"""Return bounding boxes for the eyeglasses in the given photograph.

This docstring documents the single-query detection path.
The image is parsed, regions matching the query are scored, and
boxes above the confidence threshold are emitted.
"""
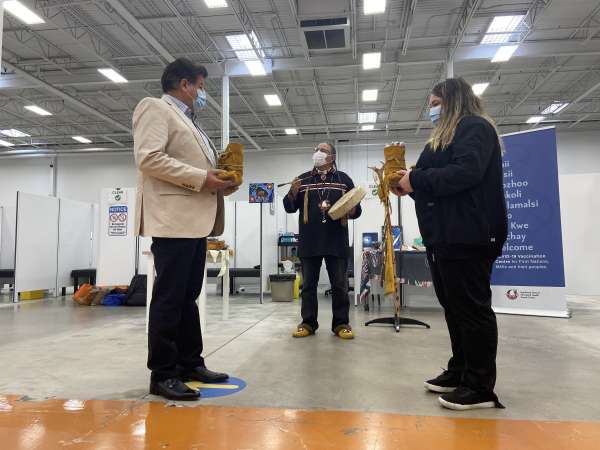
[314,146,331,153]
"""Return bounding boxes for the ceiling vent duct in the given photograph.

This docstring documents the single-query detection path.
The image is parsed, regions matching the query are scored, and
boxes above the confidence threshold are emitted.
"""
[298,0,350,53]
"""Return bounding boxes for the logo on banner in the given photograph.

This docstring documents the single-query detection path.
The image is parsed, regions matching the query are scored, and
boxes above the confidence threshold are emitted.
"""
[506,289,519,301]
[108,205,128,236]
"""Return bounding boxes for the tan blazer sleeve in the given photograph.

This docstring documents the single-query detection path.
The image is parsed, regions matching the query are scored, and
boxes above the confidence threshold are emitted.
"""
[133,98,207,192]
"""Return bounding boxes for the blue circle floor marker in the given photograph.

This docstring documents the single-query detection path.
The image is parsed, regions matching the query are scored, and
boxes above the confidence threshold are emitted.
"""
[185,377,247,398]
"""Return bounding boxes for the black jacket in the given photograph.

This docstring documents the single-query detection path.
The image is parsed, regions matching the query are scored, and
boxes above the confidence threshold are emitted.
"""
[283,168,362,258]
[410,116,507,258]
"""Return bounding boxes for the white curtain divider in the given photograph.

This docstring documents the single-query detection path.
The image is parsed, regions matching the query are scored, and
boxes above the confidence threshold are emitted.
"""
[56,199,94,289]
[92,203,100,268]
[0,206,16,270]
[14,192,60,301]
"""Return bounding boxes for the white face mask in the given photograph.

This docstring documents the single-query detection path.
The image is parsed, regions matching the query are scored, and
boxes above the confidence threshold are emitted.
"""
[429,104,442,125]
[312,150,329,167]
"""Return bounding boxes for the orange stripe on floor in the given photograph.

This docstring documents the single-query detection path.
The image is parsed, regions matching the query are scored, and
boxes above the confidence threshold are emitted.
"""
[1,394,599,449]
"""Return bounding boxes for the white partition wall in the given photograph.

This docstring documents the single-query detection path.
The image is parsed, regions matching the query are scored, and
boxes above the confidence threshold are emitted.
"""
[92,204,100,267]
[235,201,260,270]
[14,192,60,301]
[96,188,137,286]
[0,206,17,270]
[57,199,94,289]
[560,173,600,296]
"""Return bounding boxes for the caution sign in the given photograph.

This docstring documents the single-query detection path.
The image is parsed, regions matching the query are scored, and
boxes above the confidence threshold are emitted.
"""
[108,205,128,236]
[185,377,247,398]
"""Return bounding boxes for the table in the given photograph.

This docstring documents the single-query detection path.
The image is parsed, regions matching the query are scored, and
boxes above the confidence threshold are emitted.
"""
[67,269,97,296]
[144,249,233,334]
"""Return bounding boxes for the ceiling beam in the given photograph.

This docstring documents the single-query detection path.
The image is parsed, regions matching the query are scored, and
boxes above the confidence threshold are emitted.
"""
[448,0,482,63]
[557,76,600,116]
[401,0,419,56]
[104,0,263,150]
[3,61,131,133]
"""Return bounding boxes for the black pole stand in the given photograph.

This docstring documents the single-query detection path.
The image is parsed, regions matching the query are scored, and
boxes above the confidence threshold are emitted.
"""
[365,284,430,332]
[364,193,430,332]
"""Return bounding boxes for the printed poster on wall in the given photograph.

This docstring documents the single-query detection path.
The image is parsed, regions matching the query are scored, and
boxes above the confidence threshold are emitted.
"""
[108,205,128,237]
[491,127,568,318]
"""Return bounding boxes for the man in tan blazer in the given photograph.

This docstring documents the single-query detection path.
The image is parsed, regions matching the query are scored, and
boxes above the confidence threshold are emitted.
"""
[133,58,235,401]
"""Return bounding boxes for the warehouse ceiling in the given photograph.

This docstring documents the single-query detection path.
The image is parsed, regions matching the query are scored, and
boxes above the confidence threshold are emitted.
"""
[0,0,599,156]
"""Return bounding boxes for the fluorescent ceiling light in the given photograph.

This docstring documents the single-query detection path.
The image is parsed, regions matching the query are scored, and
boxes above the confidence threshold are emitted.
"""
[226,34,252,51]
[362,89,378,102]
[285,128,298,135]
[358,112,377,123]
[244,60,266,76]
[481,16,524,44]
[481,33,513,44]
[98,68,128,83]
[364,0,386,15]
[542,102,569,114]
[362,52,381,70]
[72,136,92,144]
[204,0,228,7]
[226,32,264,58]
[491,45,518,63]
[0,140,15,147]
[526,116,545,124]
[25,105,52,116]
[4,1,45,25]
[487,15,525,33]
[361,125,375,131]
[226,32,266,76]
[264,94,282,106]
[472,83,489,96]
[1,129,30,138]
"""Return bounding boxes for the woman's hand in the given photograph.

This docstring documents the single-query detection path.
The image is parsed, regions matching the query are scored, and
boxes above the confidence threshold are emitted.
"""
[390,170,413,196]
[398,169,414,195]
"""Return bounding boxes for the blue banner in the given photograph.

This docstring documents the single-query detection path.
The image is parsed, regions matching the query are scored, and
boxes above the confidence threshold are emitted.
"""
[491,127,565,288]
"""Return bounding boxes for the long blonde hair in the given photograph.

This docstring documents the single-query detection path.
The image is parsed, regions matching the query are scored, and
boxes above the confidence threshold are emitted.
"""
[428,77,501,151]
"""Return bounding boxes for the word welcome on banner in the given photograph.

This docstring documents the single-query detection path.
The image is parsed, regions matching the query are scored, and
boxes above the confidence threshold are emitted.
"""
[491,127,568,318]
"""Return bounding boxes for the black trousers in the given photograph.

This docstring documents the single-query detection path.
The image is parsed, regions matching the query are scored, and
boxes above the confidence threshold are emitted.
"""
[300,256,350,332]
[427,250,498,394]
[148,237,206,382]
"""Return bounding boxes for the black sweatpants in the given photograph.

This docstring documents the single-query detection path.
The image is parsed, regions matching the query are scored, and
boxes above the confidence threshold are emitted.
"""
[427,250,499,394]
[300,256,350,332]
[148,237,207,382]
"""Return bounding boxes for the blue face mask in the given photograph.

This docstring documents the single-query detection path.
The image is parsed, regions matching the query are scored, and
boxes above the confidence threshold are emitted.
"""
[194,89,207,111]
[429,105,442,125]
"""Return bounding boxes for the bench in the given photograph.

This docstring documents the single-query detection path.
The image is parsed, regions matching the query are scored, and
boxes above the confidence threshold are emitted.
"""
[71,269,97,291]
[207,267,261,294]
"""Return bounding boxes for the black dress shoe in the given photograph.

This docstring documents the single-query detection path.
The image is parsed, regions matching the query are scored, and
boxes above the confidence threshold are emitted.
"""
[181,366,229,383]
[150,378,201,401]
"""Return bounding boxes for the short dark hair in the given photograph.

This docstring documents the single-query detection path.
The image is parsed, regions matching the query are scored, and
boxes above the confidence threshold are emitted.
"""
[161,58,208,93]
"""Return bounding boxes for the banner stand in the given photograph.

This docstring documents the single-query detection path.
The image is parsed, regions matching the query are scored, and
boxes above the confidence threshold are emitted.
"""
[492,127,568,318]
[492,307,570,319]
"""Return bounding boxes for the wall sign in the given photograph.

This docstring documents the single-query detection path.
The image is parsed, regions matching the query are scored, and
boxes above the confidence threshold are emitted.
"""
[108,188,127,204]
[108,205,128,237]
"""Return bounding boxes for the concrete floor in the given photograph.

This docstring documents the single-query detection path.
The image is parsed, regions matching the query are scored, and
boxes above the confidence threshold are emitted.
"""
[0,292,599,423]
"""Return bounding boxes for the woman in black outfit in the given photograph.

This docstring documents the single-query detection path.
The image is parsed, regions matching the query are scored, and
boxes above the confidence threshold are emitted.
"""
[392,78,508,410]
